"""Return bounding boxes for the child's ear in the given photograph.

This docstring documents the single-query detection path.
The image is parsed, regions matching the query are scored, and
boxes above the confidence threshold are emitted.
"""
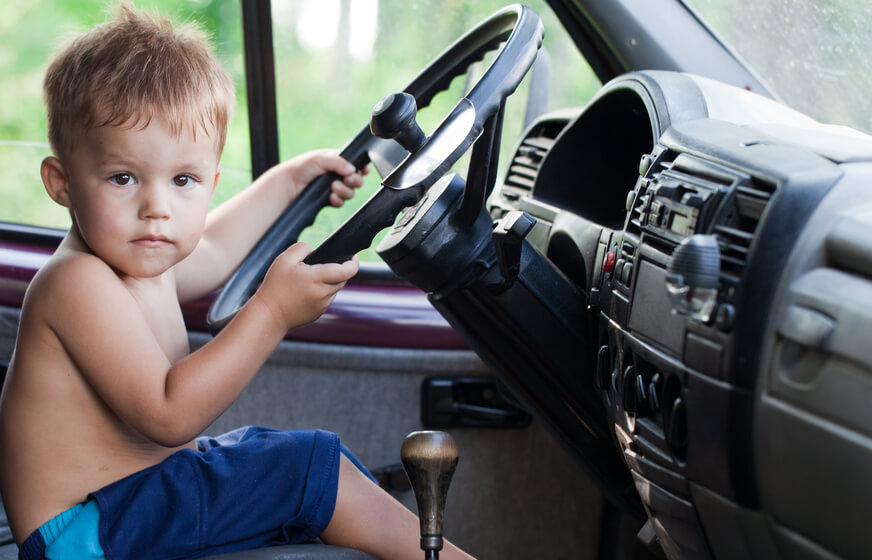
[211,166,221,194]
[41,157,72,208]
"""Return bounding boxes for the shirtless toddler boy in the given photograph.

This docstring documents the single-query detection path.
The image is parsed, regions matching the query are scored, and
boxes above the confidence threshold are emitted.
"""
[0,4,473,559]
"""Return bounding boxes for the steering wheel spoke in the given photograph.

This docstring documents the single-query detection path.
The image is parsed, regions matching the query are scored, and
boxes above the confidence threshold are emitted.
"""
[303,186,425,266]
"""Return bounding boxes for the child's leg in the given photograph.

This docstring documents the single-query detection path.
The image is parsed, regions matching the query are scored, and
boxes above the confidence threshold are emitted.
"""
[320,454,476,560]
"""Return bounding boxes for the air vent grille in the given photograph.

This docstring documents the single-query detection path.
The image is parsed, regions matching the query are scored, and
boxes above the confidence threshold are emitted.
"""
[714,180,775,286]
[491,117,570,219]
[502,136,555,201]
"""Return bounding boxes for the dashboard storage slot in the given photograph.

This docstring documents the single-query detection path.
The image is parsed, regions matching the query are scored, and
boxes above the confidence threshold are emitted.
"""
[825,207,872,278]
[770,268,872,435]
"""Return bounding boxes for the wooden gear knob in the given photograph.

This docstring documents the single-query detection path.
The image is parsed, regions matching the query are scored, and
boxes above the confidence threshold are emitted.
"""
[401,430,459,556]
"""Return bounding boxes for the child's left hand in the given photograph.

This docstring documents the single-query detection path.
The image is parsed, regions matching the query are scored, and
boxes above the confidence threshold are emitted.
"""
[283,149,369,207]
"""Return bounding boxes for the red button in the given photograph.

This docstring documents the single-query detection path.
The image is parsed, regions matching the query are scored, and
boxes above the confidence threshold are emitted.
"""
[603,251,616,274]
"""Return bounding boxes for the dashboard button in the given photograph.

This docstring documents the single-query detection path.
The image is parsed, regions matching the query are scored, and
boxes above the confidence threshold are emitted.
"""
[603,251,616,274]
[621,262,634,285]
[615,258,626,282]
[639,154,653,176]
[626,189,637,211]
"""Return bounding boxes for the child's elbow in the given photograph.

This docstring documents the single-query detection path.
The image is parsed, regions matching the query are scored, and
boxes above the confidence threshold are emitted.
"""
[140,415,200,448]
[152,430,197,449]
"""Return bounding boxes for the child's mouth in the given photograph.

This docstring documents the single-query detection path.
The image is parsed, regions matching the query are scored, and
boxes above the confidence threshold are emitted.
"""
[134,235,171,247]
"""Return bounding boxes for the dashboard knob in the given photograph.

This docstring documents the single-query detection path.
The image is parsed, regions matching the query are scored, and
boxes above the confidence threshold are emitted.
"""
[666,396,688,451]
[648,373,662,413]
[634,373,650,417]
[666,234,720,323]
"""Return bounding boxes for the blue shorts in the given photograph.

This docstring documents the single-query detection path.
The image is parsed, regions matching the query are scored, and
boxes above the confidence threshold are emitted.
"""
[19,426,372,559]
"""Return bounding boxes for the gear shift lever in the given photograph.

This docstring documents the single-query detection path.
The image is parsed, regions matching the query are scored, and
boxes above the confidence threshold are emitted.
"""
[401,430,459,560]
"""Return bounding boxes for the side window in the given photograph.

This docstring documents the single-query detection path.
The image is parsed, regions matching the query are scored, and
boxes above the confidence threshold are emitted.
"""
[0,0,248,229]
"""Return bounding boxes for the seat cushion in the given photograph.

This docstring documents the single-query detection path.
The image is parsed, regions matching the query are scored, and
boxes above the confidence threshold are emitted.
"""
[0,543,378,559]
[0,543,16,560]
[203,544,378,559]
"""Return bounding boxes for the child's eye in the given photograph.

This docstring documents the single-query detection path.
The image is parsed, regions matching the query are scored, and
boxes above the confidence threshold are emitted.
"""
[173,175,195,187]
[109,173,135,186]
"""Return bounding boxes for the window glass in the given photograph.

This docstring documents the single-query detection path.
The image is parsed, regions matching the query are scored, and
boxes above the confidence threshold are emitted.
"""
[685,0,872,134]
[0,0,248,229]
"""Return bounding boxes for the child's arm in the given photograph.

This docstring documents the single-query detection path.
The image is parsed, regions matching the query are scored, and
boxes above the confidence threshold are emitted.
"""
[175,149,365,302]
[44,243,357,447]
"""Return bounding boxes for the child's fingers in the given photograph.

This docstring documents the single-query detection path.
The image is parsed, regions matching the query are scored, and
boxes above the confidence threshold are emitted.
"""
[315,255,360,284]
[289,150,353,186]
[313,151,355,176]
[329,181,356,206]
[283,241,313,263]
[342,170,365,188]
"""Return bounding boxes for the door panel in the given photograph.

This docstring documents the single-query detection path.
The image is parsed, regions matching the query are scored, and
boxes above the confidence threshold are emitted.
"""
[198,332,606,558]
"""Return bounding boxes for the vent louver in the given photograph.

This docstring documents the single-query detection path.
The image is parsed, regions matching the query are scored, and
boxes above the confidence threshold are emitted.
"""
[501,135,555,203]
[506,135,553,183]
[498,117,568,207]
[714,181,775,287]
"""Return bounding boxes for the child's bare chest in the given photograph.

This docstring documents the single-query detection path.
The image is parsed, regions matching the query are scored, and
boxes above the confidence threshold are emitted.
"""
[129,280,190,363]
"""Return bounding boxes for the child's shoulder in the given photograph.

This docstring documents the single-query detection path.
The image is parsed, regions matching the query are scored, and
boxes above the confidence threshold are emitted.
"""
[32,247,117,291]
[25,247,130,320]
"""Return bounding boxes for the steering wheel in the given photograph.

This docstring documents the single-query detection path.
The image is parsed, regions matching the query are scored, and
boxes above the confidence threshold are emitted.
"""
[207,4,544,332]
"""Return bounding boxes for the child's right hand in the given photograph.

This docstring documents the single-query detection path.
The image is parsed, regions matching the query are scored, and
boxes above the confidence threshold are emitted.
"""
[254,242,359,330]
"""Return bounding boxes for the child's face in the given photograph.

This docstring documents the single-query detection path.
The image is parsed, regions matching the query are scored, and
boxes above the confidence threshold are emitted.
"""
[52,117,220,279]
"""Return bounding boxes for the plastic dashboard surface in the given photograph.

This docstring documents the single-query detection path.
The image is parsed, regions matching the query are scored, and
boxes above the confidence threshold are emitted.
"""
[489,70,872,560]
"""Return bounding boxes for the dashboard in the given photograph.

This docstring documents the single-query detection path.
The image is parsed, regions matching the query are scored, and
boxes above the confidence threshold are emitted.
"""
[483,71,872,559]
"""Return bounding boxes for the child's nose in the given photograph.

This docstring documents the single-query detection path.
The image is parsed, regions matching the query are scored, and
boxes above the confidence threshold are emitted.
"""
[140,184,171,220]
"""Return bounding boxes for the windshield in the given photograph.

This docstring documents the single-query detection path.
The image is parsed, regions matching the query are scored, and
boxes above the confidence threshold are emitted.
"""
[685,0,872,134]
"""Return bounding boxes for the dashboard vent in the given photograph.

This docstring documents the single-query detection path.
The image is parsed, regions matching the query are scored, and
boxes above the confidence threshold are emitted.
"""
[499,119,567,206]
[505,136,554,193]
[713,180,776,287]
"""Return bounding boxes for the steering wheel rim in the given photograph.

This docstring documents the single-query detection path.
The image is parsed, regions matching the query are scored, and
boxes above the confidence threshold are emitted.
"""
[207,4,543,333]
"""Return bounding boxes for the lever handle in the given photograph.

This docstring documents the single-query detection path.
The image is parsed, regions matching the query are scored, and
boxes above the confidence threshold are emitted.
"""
[370,92,427,153]
[401,430,459,559]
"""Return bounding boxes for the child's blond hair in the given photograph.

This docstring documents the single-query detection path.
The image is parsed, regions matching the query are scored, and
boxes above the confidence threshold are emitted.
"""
[43,2,235,159]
